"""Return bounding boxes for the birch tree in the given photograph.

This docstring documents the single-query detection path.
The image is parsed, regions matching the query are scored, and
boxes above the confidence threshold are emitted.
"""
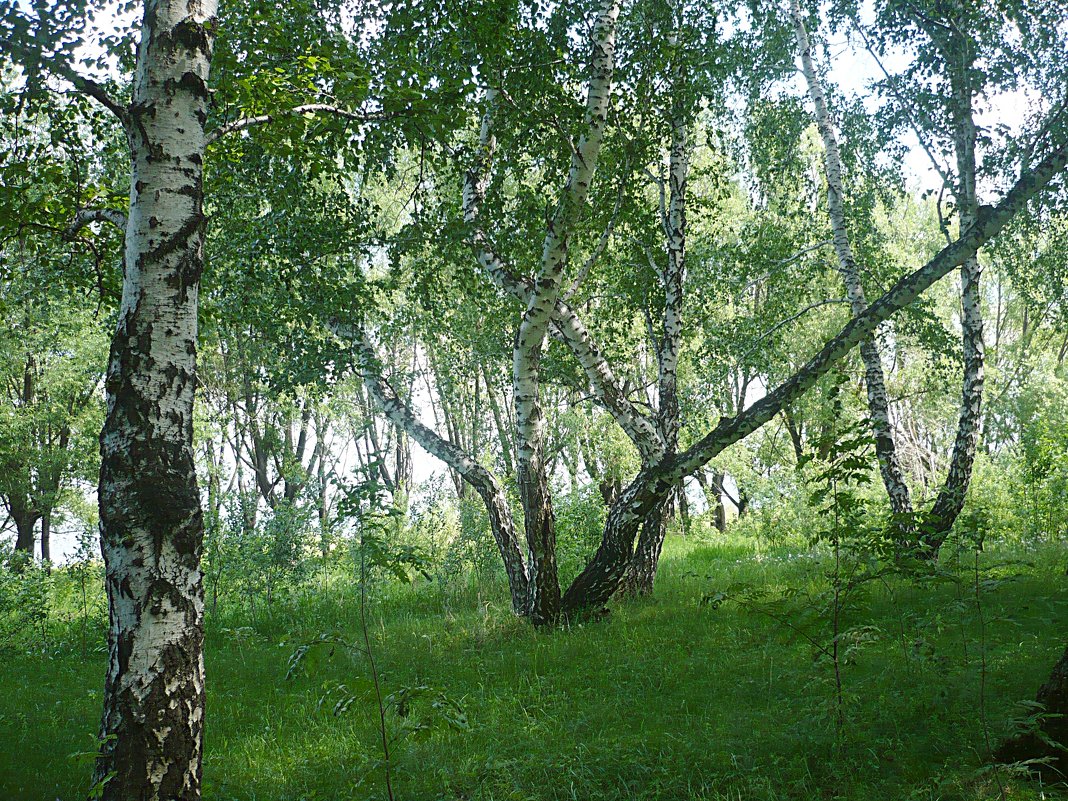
[853,0,1068,552]
[336,0,1067,621]
[2,0,220,794]
[790,0,915,528]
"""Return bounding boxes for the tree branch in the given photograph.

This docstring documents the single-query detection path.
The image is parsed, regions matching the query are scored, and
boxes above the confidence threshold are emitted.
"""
[207,104,407,144]
[65,208,128,239]
[0,37,129,125]
[675,138,1068,478]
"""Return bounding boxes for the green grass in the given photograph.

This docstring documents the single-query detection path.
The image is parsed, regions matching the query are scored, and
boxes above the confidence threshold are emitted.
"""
[2,534,1067,800]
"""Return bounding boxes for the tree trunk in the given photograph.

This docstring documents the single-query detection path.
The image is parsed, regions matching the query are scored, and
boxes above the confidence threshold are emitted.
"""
[39,510,51,564]
[924,61,983,552]
[621,59,691,591]
[791,0,914,528]
[510,0,618,625]
[995,644,1068,778]
[346,327,530,614]
[94,2,216,799]
[558,142,1067,616]
[617,495,670,596]
[12,507,37,556]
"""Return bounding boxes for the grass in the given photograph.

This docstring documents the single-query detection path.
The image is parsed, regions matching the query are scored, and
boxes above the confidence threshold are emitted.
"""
[2,533,1066,800]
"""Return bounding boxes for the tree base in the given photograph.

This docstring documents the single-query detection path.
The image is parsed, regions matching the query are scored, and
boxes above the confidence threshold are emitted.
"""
[995,645,1068,782]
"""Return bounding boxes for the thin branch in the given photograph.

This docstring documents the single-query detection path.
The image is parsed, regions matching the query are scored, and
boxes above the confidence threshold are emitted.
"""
[738,239,834,298]
[848,15,952,187]
[207,104,407,144]
[742,299,851,360]
[0,37,129,125]
[563,173,625,301]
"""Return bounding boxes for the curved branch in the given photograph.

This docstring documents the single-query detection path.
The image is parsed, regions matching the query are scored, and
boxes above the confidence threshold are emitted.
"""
[330,321,530,614]
[65,208,128,239]
[0,37,129,125]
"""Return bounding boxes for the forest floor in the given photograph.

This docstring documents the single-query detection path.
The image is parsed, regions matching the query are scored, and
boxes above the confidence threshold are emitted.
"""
[3,534,1067,801]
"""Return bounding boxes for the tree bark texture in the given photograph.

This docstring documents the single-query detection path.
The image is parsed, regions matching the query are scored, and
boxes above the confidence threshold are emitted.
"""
[94,2,217,798]
[924,52,984,553]
[510,0,619,625]
[620,82,692,595]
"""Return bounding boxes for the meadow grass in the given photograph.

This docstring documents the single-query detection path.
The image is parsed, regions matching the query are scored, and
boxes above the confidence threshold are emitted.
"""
[2,533,1066,800]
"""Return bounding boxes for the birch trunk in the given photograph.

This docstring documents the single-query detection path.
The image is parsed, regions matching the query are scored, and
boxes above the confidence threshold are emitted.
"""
[560,141,1067,616]
[924,61,984,553]
[463,73,662,467]
[513,0,619,625]
[346,328,530,614]
[94,1,216,798]
[791,0,914,526]
[620,91,691,595]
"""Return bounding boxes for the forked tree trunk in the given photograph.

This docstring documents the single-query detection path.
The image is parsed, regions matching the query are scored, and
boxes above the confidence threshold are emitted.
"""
[560,141,1067,616]
[94,2,217,799]
[512,0,619,625]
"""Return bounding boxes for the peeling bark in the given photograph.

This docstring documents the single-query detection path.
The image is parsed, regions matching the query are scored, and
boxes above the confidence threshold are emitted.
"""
[93,2,217,799]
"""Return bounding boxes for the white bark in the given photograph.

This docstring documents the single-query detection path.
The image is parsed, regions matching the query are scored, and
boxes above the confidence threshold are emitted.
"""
[508,0,620,624]
[620,85,693,596]
[339,324,530,614]
[462,86,663,462]
[790,0,914,524]
[562,140,1068,615]
[94,2,217,799]
[926,49,985,548]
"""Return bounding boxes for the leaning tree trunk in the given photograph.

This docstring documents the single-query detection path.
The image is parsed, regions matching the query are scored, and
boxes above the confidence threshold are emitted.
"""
[995,644,1068,778]
[791,0,914,528]
[559,141,1068,617]
[346,327,530,614]
[94,2,217,799]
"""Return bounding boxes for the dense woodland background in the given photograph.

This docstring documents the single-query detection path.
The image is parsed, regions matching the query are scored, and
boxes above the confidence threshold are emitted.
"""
[1,0,1068,798]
